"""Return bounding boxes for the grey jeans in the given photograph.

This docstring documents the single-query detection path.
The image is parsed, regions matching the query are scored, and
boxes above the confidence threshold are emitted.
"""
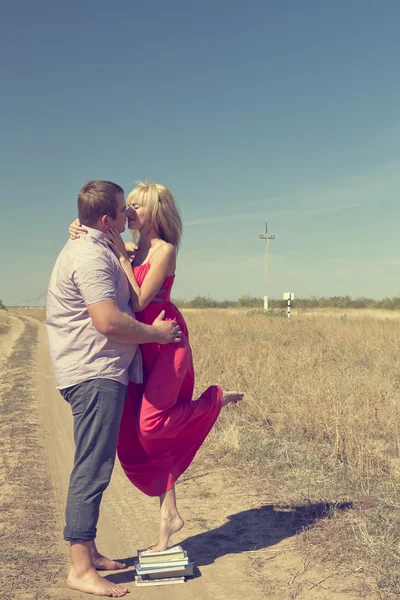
[60,378,126,543]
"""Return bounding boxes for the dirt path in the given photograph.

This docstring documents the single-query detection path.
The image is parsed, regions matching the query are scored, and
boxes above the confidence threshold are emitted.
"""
[32,320,377,600]
[37,321,258,600]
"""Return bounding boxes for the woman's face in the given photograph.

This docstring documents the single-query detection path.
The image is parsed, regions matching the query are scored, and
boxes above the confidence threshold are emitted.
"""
[127,202,147,231]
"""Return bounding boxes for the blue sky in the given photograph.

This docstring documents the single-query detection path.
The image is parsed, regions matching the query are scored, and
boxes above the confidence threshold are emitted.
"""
[1,0,400,305]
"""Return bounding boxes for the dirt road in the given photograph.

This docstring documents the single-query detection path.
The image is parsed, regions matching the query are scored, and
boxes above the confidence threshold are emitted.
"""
[37,320,269,600]
[2,313,378,600]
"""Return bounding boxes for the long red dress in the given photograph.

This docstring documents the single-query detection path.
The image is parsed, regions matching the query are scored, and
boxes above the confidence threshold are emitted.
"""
[117,262,222,497]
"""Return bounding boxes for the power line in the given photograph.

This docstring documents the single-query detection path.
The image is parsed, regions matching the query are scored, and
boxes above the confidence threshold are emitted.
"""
[13,292,47,308]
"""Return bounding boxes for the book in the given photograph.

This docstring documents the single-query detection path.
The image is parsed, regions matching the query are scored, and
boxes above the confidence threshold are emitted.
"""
[138,545,187,564]
[135,558,189,569]
[143,567,194,580]
[134,560,194,578]
[135,575,185,587]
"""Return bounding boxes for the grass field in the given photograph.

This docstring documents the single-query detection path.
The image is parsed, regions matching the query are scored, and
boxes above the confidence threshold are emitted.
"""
[186,309,400,598]
[8,306,400,598]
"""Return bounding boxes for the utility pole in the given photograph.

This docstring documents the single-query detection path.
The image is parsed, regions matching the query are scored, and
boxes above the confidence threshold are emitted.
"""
[259,223,275,312]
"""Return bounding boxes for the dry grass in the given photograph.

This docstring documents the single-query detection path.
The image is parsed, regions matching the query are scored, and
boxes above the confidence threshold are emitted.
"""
[0,318,63,599]
[8,306,400,597]
[10,308,47,322]
[185,310,400,599]
[0,311,11,336]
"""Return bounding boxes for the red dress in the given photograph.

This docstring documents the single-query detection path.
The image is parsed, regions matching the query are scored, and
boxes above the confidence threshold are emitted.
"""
[117,262,222,496]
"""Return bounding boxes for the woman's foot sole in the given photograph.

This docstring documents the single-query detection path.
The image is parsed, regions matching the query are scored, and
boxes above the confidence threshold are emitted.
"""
[222,391,244,408]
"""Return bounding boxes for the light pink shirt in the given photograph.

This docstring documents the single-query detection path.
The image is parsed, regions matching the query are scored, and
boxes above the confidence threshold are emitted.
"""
[46,227,142,389]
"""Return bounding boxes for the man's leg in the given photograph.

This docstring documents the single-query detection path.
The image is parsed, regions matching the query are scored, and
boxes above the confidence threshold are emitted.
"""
[61,378,128,597]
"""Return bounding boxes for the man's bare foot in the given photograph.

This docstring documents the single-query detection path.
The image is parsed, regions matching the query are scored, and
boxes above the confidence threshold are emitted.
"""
[222,391,244,408]
[66,567,129,597]
[90,542,126,571]
[148,513,184,552]
[92,555,126,571]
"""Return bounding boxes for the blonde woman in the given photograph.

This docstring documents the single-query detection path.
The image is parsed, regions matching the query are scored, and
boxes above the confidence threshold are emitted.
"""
[69,182,243,551]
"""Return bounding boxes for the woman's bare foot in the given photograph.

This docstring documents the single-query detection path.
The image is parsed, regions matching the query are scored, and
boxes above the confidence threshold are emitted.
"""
[66,567,128,597]
[148,513,184,552]
[222,391,244,408]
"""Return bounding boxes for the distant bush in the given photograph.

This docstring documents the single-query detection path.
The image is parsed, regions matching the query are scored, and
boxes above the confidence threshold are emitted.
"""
[247,308,286,317]
[237,295,264,308]
[0,299,6,310]
[191,296,220,309]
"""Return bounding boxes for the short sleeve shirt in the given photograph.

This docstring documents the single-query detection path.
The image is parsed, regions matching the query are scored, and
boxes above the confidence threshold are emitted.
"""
[46,227,142,389]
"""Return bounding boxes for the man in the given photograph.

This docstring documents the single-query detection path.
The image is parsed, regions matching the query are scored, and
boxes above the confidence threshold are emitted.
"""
[46,180,181,598]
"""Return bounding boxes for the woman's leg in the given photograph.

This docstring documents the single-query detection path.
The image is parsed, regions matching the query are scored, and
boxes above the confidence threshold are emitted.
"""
[149,485,184,552]
[138,340,243,550]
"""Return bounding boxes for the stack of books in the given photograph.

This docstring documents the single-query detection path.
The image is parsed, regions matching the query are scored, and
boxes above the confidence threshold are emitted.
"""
[134,545,194,587]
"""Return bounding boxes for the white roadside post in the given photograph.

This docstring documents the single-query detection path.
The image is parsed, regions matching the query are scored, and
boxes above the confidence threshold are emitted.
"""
[259,223,275,312]
[283,292,295,319]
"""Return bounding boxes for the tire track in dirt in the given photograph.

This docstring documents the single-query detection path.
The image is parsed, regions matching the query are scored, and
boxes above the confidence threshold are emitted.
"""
[0,315,65,600]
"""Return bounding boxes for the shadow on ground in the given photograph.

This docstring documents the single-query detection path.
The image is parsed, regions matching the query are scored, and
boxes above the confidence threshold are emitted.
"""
[107,500,352,583]
[180,501,353,566]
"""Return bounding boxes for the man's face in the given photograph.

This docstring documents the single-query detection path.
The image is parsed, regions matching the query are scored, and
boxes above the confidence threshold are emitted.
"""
[107,193,127,233]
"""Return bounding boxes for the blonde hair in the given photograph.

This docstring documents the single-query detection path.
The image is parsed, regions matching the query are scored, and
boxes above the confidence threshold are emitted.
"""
[127,182,182,248]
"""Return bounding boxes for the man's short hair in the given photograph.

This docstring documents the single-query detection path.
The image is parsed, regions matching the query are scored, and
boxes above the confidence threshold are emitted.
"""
[78,180,124,227]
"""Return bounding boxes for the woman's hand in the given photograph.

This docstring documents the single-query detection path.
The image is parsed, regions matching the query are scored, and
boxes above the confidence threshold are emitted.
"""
[69,219,88,240]
[126,242,139,259]
[105,227,130,261]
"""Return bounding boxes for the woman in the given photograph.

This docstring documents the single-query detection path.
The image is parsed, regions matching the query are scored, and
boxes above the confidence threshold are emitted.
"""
[69,182,243,551]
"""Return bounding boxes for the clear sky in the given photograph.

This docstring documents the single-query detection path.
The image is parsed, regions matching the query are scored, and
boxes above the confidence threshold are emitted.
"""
[1,0,400,305]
